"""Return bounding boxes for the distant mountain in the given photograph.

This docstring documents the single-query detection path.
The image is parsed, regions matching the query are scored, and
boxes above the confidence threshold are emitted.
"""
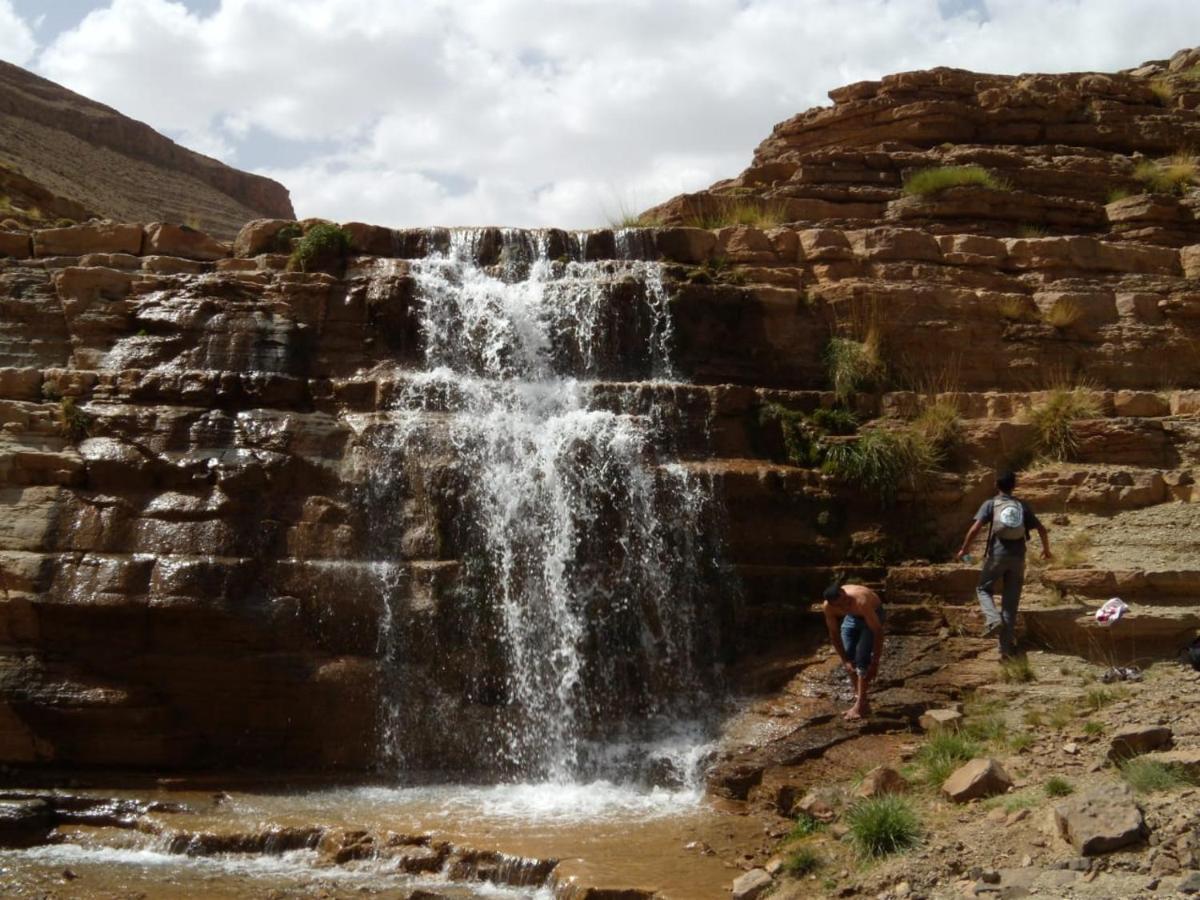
[0,60,294,238]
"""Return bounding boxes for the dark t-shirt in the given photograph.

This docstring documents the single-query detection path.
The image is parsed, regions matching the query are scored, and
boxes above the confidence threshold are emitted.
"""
[974,494,1041,558]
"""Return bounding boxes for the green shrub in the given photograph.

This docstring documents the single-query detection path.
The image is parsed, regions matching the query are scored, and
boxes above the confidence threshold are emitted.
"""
[1044,776,1074,798]
[902,165,1009,197]
[789,811,827,840]
[1119,758,1197,794]
[825,336,885,401]
[810,407,859,435]
[58,397,91,443]
[914,730,982,786]
[913,400,963,455]
[844,795,921,859]
[288,222,352,273]
[821,427,940,506]
[273,222,303,252]
[1133,155,1198,195]
[1000,655,1036,684]
[1025,387,1102,461]
[783,846,823,877]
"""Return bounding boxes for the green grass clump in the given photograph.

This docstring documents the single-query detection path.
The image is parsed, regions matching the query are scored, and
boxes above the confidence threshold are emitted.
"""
[1008,731,1034,753]
[1000,655,1036,684]
[682,197,789,229]
[1106,186,1135,204]
[272,222,303,252]
[783,846,823,877]
[1082,720,1105,737]
[789,812,827,840]
[1016,223,1048,238]
[821,427,940,507]
[1045,776,1074,798]
[902,165,1009,197]
[1025,387,1102,461]
[1022,708,1045,728]
[1119,758,1197,794]
[1133,154,1198,196]
[844,795,922,859]
[912,400,963,455]
[1047,702,1075,730]
[914,730,982,786]
[1042,296,1085,329]
[58,397,91,443]
[825,336,885,401]
[810,407,859,435]
[1082,687,1120,713]
[1148,79,1173,104]
[288,222,352,273]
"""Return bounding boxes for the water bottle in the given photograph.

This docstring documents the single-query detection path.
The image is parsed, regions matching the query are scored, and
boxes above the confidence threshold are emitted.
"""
[961,553,975,565]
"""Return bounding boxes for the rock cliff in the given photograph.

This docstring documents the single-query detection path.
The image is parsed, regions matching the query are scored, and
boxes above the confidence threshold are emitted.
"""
[0,48,1198,777]
[0,60,294,238]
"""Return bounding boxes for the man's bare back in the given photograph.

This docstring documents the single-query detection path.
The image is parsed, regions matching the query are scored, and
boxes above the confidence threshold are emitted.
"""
[822,583,886,720]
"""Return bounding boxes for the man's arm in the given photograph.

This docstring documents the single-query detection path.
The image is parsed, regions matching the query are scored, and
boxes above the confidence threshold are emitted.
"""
[863,605,885,681]
[955,519,985,560]
[1035,523,1052,560]
[824,606,854,675]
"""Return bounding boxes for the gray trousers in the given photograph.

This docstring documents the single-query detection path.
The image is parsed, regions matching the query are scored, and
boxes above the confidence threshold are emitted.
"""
[977,554,1025,657]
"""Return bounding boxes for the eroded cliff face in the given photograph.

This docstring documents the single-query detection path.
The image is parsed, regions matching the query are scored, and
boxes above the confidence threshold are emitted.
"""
[0,48,1199,775]
[0,60,294,238]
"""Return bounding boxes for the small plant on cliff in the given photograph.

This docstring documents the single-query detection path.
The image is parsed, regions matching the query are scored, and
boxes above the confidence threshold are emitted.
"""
[1106,186,1135,204]
[273,222,304,252]
[1133,154,1199,195]
[757,404,858,468]
[783,846,823,876]
[825,335,885,401]
[57,397,91,443]
[912,399,963,456]
[288,223,352,273]
[682,197,789,229]
[821,427,939,507]
[1024,386,1102,461]
[844,795,921,859]
[902,165,1009,197]
[789,811,827,839]
[997,295,1036,323]
[1042,296,1085,329]
[1148,78,1174,105]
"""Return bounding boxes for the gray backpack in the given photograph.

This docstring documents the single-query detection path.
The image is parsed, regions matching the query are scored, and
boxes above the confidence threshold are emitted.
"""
[991,495,1026,541]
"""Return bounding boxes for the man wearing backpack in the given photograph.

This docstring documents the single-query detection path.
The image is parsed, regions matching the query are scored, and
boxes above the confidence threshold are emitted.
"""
[955,470,1052,659]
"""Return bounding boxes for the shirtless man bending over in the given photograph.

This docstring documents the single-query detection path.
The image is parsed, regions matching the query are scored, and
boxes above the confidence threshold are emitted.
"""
[822,582,886,720]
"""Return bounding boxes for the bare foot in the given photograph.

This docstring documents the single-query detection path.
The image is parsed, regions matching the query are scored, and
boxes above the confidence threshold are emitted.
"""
[843,707,865,721]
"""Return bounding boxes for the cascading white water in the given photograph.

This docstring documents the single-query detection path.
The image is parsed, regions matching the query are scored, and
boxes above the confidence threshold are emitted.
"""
[371,229,725,783]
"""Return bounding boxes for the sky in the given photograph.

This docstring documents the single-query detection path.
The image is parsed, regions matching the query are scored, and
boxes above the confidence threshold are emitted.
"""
[1,1,1198,228]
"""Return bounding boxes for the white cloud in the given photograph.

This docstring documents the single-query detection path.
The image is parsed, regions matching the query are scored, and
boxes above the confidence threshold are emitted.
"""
[27,0,1200,228]
[0,0,37,66]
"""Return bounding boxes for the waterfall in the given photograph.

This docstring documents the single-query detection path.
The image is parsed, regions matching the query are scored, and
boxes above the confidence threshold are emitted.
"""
[367,230,726,783]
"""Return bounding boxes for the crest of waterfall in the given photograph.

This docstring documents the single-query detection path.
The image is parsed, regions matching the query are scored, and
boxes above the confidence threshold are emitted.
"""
[368,229,727,783]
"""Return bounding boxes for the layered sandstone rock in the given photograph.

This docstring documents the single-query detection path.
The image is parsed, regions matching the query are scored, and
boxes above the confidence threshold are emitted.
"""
[1,50,1199,773]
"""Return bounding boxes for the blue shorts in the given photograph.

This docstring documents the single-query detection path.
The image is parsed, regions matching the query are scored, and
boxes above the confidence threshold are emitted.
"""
[841,607,885,676]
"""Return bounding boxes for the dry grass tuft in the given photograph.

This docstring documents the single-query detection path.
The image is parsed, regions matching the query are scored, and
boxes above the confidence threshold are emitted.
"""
[903,165,1010,197]
[1133,154,1199,196]
[1025,386,1102,461]
[1042,296,1085,329]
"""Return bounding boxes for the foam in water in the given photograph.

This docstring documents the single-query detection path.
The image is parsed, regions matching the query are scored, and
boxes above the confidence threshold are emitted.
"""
[368,229,728,783]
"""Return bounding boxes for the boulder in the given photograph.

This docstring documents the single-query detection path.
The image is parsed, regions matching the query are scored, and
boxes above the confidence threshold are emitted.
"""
[796,786,842,822]
[1112,390,1169,417]
[143,222,230,261]
[0,230,31,258]
[233,218,296,258]
[919,708,963,731]
[855,766,908,798]
[653,228,716,264]
[342,222,401,256]
[141,255,209,275]
[33,222,144,257]
[731,868,773,900]
[941,758,1013,803]
[0,799,53,848]
[1182,244,1200,279]
[1107,725,1172,762]
[1053,783,1147,855]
